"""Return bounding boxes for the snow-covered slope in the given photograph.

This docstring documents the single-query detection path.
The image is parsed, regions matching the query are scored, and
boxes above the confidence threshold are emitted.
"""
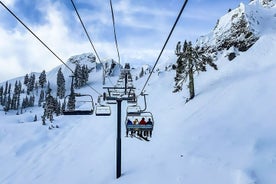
[1,0,276,184]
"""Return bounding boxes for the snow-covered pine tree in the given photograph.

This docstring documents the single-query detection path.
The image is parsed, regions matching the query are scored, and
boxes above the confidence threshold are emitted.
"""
[27,74,35,95]
[4,83,12,112]
[44,87,56,122]
[0,86,3,105]
[35,82,39,95]
[16,81,22,110]
[56,68,66,99]
[24,74,29,86]
[41,113,46,125]
[38,89,45,107]
[67,77,75,111]
[81,65,89,86]
[11,81,20,110]
[173,40,217,100]
[55,98,61,116]
[29,95,35,107]
[34,115,37,122]
[173,41,188,92]
[39,70,47,88]
[74,64,82,88]
[4,92,11,112]
[46,81,51,95]
[2,82,8,107]
[61,101,65,114]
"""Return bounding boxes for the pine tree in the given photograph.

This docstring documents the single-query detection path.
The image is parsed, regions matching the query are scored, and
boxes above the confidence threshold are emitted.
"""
[27,74,35,95]
[30,95,35,107]
[44,87,56,122]
[67,77,75,111]
[5,92,11,112]
[41,113,46,125]
[24,74,29,86]
[35,82,39,95]
[55,98,61,116]
[67,93,75,111]
[39,70,47,88]
[61,101,66,115]
[56,68,66,99]
[38,89,45,107]
[46,81,51,95]
[74,64,82,88]
[34,115,37,122]
[2,82,8,106]
[0,85,3,106]
[173,40,217,100]
[81,65,89,86]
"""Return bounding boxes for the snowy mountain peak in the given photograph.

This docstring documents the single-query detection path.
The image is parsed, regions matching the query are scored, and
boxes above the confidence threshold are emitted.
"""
[250,0,276,7]
[67,53,96,71]
[196,0,276,60]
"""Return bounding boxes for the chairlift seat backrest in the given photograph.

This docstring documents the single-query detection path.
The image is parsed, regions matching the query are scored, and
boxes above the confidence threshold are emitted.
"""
[63,93,94,116]
[95,105,111,116]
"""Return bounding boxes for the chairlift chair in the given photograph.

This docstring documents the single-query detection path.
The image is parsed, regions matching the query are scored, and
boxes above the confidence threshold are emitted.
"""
[95,105,111,116]
[125,111,154,138]
[95,95,112,116]
[63,93,94,115]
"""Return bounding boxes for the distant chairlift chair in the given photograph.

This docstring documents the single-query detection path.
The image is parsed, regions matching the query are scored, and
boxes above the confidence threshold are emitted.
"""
[63,93,95,115]
[95,95,111,116]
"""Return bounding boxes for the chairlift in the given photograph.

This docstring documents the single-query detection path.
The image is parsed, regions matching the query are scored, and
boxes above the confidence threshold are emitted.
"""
[125,111,154,138]
[125,93,154,139]
[63,93,94,115]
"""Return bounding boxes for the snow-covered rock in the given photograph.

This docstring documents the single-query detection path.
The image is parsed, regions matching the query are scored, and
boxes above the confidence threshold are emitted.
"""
[196,0,275,60]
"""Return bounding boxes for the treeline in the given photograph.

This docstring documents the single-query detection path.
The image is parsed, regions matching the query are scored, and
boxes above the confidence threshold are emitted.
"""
[0,63,91,124]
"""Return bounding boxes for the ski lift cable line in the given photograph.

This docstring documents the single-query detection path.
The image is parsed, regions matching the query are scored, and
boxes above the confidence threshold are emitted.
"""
[70,0,114,86]
[0,1,102,96]
[139,0,189,95]
[109,0,121,65]
[70,0,102,64]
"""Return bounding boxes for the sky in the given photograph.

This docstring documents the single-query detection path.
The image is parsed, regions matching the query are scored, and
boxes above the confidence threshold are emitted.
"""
[0,0,249,83]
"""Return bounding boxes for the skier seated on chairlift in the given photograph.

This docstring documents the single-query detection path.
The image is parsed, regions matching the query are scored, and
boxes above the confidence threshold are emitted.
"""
[147,118,153,137]
[139,117,147,125]
[138,117,147,137]
[126,119,132,137]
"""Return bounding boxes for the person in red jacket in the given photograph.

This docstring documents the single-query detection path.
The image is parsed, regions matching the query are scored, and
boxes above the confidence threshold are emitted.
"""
[138,118,147,137]
[139,117,146,125]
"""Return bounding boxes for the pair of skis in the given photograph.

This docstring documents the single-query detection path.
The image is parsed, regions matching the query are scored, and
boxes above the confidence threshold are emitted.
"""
[132,134,150,142]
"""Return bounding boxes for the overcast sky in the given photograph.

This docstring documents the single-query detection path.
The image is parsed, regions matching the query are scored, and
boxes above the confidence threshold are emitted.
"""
[0,0,249,82]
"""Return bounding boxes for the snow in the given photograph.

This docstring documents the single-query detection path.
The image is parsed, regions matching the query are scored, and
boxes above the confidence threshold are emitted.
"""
[1,1,276,184]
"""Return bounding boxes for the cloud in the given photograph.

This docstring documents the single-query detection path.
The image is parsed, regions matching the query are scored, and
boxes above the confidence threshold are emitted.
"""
[0,0,249,82]
[0,1,90,82]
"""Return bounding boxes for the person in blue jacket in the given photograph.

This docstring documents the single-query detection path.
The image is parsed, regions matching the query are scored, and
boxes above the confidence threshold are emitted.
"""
[126,119,132,137]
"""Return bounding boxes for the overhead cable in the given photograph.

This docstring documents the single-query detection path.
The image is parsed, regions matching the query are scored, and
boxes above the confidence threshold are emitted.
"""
[109,0,121,65]
[70,0,115,86]
[139,0,189,95]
